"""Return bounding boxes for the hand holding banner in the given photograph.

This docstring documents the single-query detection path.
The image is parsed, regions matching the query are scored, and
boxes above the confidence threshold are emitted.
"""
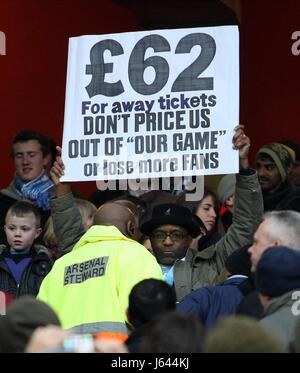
[61,26,239,182]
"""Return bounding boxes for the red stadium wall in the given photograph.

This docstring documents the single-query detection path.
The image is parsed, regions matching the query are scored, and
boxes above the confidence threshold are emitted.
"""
[0,0,138,197]
[240,0,300,163]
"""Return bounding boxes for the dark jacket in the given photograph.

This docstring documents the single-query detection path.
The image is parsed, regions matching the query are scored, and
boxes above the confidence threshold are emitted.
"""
[0,244,52,298]
[177,276,246,329]
[263,180,300,212]
[125,323,153,353]
[236,289,264,319]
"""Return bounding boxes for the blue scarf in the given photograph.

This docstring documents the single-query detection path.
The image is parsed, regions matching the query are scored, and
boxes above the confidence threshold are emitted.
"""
[14,171,54,211]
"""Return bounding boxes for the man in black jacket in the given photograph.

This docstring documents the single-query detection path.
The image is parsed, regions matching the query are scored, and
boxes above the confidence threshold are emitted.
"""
[255,142,300,212]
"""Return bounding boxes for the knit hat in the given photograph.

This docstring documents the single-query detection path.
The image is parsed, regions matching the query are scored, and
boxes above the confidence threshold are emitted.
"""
[140,203,205,238]
[279,140,300,162]
[217,174,236,204]
[0,295,61,352]
[256,142,295,182]
[256,246,300,297]
[225,245,252,277]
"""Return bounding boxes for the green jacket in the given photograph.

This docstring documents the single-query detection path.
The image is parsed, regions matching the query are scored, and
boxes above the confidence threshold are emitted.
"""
[50,192,85,256]
[260,289,299,348]
[174,171,263,301]
[37,225,162,334]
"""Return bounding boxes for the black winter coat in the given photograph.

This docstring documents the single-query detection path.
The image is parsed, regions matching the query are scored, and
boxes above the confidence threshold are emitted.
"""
[0,244,52,298]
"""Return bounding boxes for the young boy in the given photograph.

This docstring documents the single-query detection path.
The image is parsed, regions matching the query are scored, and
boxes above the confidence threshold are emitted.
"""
[0,201,52,298]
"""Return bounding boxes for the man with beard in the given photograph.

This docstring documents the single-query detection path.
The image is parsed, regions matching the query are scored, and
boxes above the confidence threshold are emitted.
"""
[255,142,300,212]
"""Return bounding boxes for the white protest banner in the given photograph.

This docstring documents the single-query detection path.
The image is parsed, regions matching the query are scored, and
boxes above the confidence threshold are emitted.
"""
[61,25,239,182]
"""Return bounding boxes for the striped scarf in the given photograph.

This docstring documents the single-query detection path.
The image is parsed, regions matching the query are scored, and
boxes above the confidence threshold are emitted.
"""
[14,171,54,211]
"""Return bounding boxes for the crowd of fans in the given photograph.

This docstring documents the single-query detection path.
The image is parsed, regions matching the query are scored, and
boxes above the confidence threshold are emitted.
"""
[1,126,300,353]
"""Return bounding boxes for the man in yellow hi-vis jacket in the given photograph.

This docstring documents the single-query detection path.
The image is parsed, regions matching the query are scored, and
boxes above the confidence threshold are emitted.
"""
[37,201,162,336]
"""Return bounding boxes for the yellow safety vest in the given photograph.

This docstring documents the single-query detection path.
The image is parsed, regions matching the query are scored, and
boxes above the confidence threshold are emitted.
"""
[37,225,162,334]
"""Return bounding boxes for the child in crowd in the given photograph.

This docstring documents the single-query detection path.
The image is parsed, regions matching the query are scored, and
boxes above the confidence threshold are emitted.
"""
[0,201,52,298]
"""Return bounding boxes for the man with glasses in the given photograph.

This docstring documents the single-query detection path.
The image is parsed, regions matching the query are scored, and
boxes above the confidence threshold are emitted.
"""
[141,125,263,301]
[141,204,205,288]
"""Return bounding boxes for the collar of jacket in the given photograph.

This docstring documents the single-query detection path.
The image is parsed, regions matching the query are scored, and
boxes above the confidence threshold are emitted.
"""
[263,289,299,317]
[73,225,136,251]
[0,244,50,258]
[222,276,248,286]
[1,180,21,200]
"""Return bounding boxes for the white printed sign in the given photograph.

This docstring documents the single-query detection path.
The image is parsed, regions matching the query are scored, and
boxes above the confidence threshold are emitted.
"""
[61,25,239,181]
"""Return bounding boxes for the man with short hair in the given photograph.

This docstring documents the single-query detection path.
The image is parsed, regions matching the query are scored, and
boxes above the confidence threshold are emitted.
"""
[125,278,176,352]
[248,210,300,272]
[237,210,300,317]
[37,199,162,335]
[36,146,163,335]
[0,130,56,243]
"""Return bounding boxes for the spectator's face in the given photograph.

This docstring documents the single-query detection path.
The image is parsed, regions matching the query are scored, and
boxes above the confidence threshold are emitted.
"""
[13,140,48,182]
[83,214,94,231]
[256,155,281,192]
[150,225,192,266]
[195,195,217,232]
[141,237,153,254]
[225,195,235,213]
[248,219,278,272]
[4,213,41,250]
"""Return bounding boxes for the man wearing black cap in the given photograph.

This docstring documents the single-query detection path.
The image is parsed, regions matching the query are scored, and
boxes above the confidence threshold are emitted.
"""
[141,203,205,277]
[141,125,263,301]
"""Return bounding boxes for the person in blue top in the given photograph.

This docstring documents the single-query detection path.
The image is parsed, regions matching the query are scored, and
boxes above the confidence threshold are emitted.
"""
[177,245,252,329]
